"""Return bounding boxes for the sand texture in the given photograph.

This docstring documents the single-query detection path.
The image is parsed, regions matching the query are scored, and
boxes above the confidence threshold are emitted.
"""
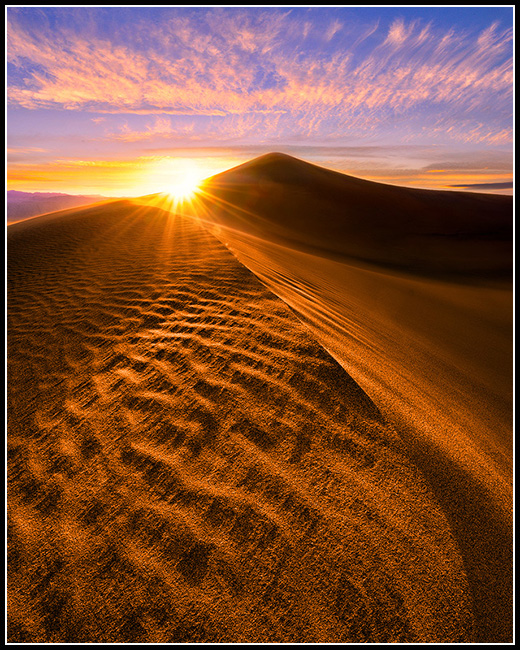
[7,155,513,642]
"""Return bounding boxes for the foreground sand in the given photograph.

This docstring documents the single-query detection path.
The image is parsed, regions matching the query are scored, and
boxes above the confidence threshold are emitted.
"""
[8,200,483,642]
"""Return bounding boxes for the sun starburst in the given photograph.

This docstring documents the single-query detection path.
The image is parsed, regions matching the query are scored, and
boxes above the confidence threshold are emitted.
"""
[165,160,206,208]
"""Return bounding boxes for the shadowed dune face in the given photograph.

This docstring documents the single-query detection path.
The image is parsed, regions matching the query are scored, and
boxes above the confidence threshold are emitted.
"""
[198,152,512,280]
[7,203,475,643]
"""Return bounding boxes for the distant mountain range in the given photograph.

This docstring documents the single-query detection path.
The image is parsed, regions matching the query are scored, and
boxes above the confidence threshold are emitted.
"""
[6,191,117,223]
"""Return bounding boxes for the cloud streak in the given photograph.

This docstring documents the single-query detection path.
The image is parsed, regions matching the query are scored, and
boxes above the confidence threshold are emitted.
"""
[448,181,513,190]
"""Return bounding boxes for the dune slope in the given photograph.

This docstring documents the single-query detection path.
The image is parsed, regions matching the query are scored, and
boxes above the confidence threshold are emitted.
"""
[8,201,476,642]
[194,153,513,642]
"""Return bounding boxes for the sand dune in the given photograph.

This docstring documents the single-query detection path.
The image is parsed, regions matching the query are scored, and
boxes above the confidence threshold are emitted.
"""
[194,154,513,641]
[7,155,513,642]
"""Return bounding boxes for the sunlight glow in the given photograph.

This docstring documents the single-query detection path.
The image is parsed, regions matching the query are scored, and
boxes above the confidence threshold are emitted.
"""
[169,170,202,201]
[165,159,206,204]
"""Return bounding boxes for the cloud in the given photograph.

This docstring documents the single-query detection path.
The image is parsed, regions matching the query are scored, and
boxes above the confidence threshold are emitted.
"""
[7,145,50,164]
[448,181,513,190]
[422,158,512,173]
[107,116,179,142]
[385,18,412,46]
[7,146,47,153]
[325,19,343,42]
[422,121,513,146]
[6,8,513,146]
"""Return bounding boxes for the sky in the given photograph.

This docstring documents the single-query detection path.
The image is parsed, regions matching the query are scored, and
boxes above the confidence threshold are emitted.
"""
[6,5,514,196]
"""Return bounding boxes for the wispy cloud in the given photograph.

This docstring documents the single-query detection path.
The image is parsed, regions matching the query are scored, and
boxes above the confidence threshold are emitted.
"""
[325,19,343,42]
[6,8,513,196]
[7,145,49,164]
[7,8,512,145]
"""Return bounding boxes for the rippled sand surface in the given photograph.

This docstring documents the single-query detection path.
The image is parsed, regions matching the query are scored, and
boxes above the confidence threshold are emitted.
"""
[8,200,478,643]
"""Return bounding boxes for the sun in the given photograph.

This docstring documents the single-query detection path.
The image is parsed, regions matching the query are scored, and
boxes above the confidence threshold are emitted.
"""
[167,160,206,204]
[169,169,202,201]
